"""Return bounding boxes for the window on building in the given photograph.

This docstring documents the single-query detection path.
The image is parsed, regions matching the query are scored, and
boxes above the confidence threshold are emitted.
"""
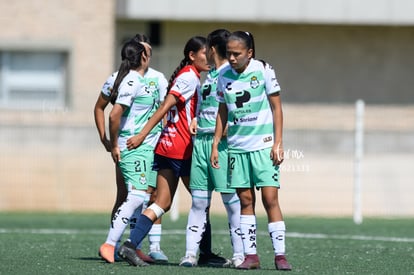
[0,51,68,110]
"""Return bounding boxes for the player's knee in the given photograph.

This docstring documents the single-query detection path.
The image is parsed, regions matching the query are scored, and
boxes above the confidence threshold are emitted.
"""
[221,192,239,204]
[191,190,210,211]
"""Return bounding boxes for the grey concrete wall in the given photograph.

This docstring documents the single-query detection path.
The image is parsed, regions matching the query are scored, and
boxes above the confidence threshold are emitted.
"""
[118,21,414,104]
[1,104,412,217]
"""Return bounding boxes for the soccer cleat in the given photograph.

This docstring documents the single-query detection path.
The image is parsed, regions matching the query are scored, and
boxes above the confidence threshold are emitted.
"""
[117,241,149,267]
[114,242,122,262]
[136,249,155,264]
[236,254,260,270]
[149,249,169,263]
[275,255,292,271]
[231,255,245,268]
[198,252,231,267]
[99,243,115,263]
[179,254,197,267]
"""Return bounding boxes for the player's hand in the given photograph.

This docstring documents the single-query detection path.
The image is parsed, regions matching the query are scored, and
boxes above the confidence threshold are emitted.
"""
[189,118,197,135]
[111,146,121,163]
[101,138,111,152]
[270,142,284,166]
[210,146,220,169]
[126,134,144,150]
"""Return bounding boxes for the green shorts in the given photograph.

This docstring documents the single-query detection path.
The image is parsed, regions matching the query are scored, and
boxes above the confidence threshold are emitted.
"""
[190,134,235,193]
[119,148,156,190]
[229,147,280,189]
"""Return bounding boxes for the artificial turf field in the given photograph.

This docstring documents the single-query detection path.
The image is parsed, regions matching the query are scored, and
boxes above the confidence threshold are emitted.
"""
[0,212,413,274]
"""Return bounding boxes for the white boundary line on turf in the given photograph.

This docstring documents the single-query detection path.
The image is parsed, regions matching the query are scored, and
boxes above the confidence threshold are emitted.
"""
[0,228,413,243]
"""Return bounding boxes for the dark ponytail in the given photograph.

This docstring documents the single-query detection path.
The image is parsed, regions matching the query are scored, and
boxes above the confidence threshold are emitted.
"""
[110,40,146,104]
[166,36,207,92]
[207,29,230,59]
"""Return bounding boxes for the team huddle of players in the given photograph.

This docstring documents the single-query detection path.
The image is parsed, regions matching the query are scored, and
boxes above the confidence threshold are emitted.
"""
[93,29,291,270]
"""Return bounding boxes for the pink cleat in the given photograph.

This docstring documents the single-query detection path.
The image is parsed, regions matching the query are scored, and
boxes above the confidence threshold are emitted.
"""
[275,255,292,271]
[236,254,260,270]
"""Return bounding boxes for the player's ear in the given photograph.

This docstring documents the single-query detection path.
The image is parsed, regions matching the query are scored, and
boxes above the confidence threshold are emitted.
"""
[188,51,196,62]
[247,48,253,59]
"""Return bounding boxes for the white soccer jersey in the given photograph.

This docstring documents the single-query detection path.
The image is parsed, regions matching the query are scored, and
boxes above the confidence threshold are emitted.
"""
[196,62,228,134]
[101,68,167,103]
[101,72,117,98]
[114,70,159,151]
[216,59,281,153]
[143,67,168,104]
[100,68,168,151]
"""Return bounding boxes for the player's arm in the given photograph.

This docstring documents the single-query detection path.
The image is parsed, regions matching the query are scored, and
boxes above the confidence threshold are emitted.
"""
[189,89,201,135]
[159,74,169,127]
[126,93,178,150]
[268,93,284,165]
[93,93,111,152]
[211,102,228,168]
[189,117,197,135]
[109,103,125,163]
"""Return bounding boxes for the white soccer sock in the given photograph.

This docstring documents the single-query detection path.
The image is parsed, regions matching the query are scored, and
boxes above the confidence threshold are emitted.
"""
[105,190,146,246]
[221,193,244,258]
[268,221,286,255]
[240,214,257,255]
[185,189,211,257]
[142,192,151,212]
[129,204,143,231]
[148,223,162,251]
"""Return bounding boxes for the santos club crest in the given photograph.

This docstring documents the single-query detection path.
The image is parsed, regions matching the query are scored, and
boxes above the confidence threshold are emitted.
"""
[250,76,259,89]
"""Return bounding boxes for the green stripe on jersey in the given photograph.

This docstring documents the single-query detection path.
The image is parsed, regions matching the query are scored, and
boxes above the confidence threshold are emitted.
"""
[228,122,274,137]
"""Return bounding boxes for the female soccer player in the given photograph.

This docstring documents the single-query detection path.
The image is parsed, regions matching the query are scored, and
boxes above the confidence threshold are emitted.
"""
[180,29,244,268]
[95,34,168,264]
[97,38,158,266]
[211,31,292,271]
[116,35,214,266]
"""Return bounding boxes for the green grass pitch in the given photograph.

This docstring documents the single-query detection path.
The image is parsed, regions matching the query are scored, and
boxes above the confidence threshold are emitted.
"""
[0,212,413,274]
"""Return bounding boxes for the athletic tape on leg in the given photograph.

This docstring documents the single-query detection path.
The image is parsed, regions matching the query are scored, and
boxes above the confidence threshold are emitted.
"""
[148,203,165,219]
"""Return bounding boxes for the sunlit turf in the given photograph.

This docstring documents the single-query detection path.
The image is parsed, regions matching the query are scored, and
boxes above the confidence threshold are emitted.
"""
[0,212,413,274]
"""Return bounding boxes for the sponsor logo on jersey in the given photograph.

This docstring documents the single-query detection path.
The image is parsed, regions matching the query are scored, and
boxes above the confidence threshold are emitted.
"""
[118,92,132,99]
[202,84,212,100]
[234,108,252,115]
[233,115,258,125]
[201,110,216,116]
[235,90,251,108]
[263,136,272,143]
